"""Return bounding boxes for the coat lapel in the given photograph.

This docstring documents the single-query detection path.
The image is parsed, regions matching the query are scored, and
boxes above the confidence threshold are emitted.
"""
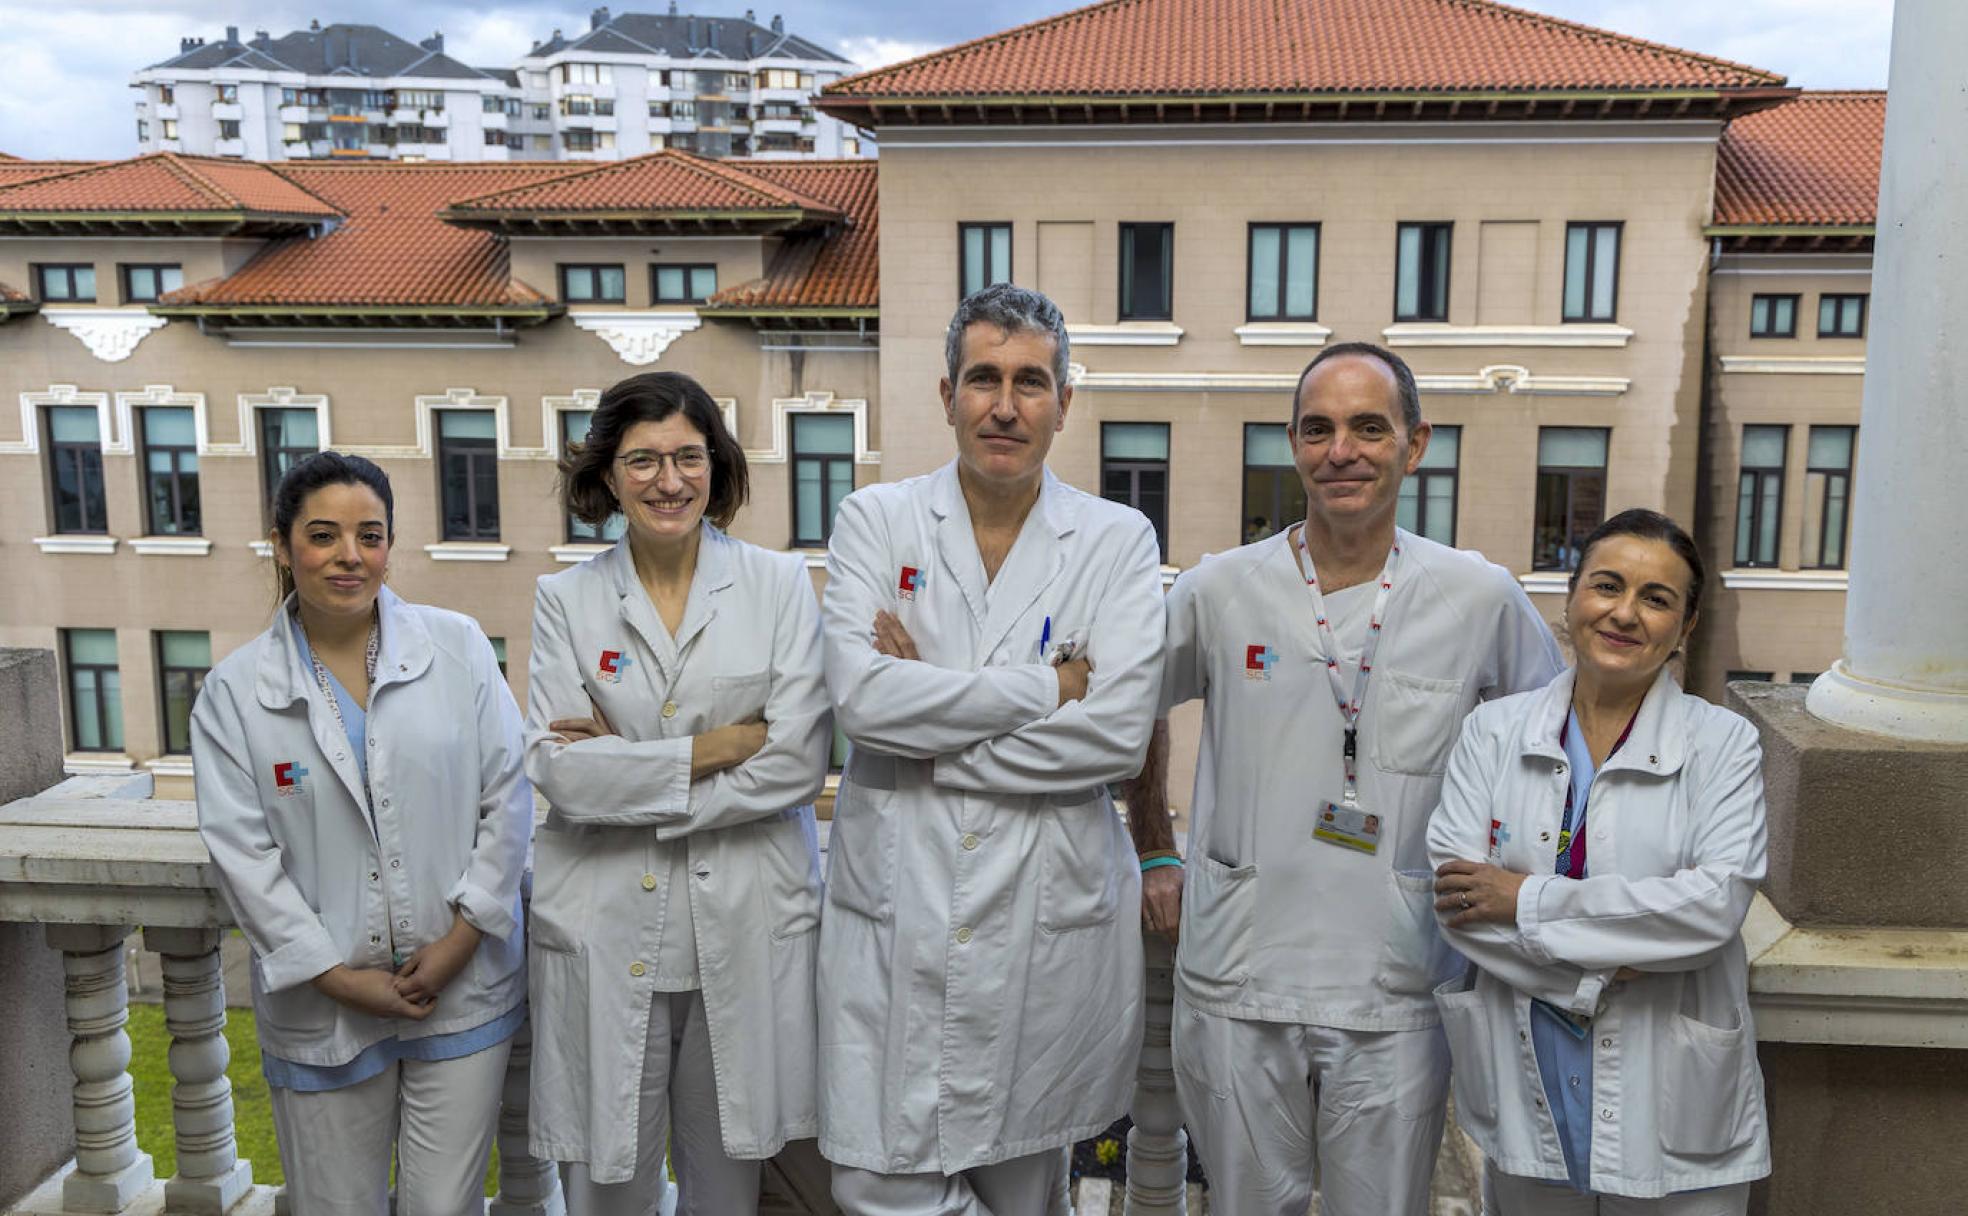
[929,464,989,634]
[673,524,735,658]
[976,471,1075,664]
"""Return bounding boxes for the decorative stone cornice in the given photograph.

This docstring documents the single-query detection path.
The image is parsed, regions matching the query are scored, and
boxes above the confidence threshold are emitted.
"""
[43,308,169,363]
[568,310,703,365]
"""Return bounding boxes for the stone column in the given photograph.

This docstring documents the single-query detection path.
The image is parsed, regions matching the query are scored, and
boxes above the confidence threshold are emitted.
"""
[1806,0,1968,744]
[44,924,154,1214]
[487,1012,563,1216]
[142,927,253,1216]
[1124,933,1187,1216]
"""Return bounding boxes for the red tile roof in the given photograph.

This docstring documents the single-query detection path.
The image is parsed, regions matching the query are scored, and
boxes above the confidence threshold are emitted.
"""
[163,164,573,311]
[707,160,878,311]
[1714,91,1883,228]
[0,153,338,217]
[444,150,842,219]
[825,0,1784,105]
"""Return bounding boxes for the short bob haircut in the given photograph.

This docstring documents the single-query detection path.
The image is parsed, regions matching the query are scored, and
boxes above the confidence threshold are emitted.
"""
[560,371,749,530]
[1567,507,1705,622]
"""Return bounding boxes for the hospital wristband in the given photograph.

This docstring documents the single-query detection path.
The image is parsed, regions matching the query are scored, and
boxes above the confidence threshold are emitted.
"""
[1139,854,1184,873]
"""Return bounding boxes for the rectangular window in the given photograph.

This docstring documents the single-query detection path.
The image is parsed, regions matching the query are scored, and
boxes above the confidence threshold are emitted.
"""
[1240,423,1304,544]
[559,264,625,303]
[1734,425,1788,567]
[1726,670,1775,683]
[485,129,508,146]
[121,264,183,304]
[489,637,509,679]
[790,414,854,547]
[46,406,107,534]
[218,119,242,139]
[162,119,179,140]
[1118,223,1174,321]
[258,408,320,519]
[141,407,201,536]
[1247,223,1320,321]
[1750,293,1799,338]
[64,629,123,753]
[651,264,717,303]
[216,84,238,103]
[1789,671,1821,685]
[1562,222,1621,322]
[958,223,1012,300]
[1533,427,1609,571]
[437,410,500,541]
[36,264,96,302]
[1395,223,1452,321]
[159,85,174,105]
[1100,423,1171,561]
[758,68,800,89]
[1397,425,1460,545]
[155,631,211,755]
[1803,425,1856,570]
[137,119,149,142]
[670,100,697,122]
[1818,294,1867,337]
[561,410,627,543]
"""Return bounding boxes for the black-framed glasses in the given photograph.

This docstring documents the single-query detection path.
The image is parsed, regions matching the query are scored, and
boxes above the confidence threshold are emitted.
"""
[616,446,710,480]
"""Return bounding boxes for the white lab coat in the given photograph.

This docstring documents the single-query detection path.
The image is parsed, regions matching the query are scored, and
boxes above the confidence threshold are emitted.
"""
[817,462,1165,1174]
[1165,528,1562,1030]
[523,526,830,1181]
[1426,668,1772,1198]
[190,588,531,1067]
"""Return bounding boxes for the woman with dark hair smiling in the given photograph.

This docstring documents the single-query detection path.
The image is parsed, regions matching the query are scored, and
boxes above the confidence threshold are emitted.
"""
[1427,509,1771,1213]
[523,371,831,1214]
[191,452,532,1215]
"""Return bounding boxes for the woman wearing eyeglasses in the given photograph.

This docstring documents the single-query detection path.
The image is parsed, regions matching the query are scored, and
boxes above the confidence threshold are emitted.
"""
[523,371,832,1214]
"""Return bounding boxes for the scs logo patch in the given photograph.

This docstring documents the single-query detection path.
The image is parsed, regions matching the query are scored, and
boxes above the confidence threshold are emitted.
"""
[597,649,633,684]
[272,761,310,797]
[1244,644,1278,681]
[897,566,925,601]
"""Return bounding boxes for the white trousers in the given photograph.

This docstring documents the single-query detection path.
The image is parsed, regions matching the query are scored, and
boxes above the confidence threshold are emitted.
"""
[267,1037,511,1216]
[830,1148,1072,1216]
[559,989,760,1216]
[1486,1163,1751,1216]
[1172,992,1449,1216]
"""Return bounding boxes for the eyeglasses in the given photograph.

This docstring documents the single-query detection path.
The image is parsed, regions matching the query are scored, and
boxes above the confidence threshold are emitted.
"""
[616,446,710,480]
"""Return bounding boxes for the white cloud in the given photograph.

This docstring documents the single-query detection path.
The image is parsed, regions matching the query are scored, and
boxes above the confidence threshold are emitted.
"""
[835,35,941,73]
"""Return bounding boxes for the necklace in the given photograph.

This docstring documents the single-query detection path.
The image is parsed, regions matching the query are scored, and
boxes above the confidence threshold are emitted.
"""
[299,607,380,811]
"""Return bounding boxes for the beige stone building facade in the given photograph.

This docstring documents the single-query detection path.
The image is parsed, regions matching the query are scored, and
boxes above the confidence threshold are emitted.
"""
[0,2,1881,811]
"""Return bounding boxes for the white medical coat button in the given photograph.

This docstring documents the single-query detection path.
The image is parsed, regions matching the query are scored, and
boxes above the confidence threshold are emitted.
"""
[1601,1108,1614,1121]
[1601,1037,1613,1048]
[662,701,679,719]
[1648,754,1658,765]
[1534,1097,1545,1109]
[390,859,401,869]
[1519,1030,1528,1042]
[630,961,647,977]
[370,934,381,944]
[641,874,658,891]
[1569,1076,1581,1088]
[1555,762,1566,774]
[369,871,379,882]
[961,833,980,851]
[955,927,973,944]
[380,798,390,808]
[398,919,409,929]
[336,752,346,761]
[368,738,376,748]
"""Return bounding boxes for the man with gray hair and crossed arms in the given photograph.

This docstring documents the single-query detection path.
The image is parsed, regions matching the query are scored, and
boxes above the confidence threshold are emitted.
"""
[817,282,1167,1214]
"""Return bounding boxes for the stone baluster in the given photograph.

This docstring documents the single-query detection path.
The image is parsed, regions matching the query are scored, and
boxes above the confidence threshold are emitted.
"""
[143,927,254,1215]
[489,1011,564,1216]
[45,924,155,1214]
[1124,932,1188,1216]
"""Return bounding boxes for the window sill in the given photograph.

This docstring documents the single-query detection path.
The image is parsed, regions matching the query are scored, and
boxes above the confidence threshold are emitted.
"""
[1066,322,1183,347]
[145,756,196,778]
[63,752,138,776]
[1518,571,1572,595]
[798,549,828,569]
[1382,323,1633,349]
[424,542,512,562]
[1159,563,1181,588]
[248,540,274,558]
[33,535,118,555]
[1720,569,1849,591]
[549,543,612,564]
[1233,322,1331,347]
[130,536,213,556]
[1719,355,1866,376]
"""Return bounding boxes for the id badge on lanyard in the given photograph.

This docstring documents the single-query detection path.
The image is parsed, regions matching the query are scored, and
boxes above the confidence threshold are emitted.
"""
[1296,529,1400,855]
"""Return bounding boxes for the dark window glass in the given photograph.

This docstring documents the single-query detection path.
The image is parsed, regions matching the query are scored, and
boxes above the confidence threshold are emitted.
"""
[651,264,717,303]
[1803,426,1855,570]
[1734,425,1788,567]
[1818,294,1867,337]
[437,410,500,540]
[64,629,123,752]
[560,264,626,303]
[1396,424,1460,546]
[561,409,627,543]
[155,631,211,755]
[1750,293,1799,338]
[1394,223,1451,321]
[1248,223,1319,321]
[959,223,1012,299]
[489,637,509,679]
[36,264,96,302]
[1562,222,1621,322]
[258,408,320,521]
[1725,670,1775,683]
[1100,423,1171,561]
[142,407,201,536]
[122,264,183,303]
[1118,223,1173,321]
[1240,423,1304,544]
[790,414,854,547]
[1533,427,1609,571]
[46,406,107,534]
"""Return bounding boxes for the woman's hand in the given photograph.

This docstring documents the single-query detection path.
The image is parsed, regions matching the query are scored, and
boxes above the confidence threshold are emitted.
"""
[393,912,483,1006]
[1434,859,1530,929]
[550,697,618,745]
[313,964,435,1021]
[691,718,768,780]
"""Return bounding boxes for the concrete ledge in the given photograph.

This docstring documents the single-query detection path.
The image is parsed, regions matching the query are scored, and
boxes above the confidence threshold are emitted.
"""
[1745,893,1968,1049]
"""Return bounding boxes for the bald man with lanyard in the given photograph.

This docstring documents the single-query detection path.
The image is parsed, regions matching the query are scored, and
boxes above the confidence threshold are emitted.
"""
[1125,342,1562,1216]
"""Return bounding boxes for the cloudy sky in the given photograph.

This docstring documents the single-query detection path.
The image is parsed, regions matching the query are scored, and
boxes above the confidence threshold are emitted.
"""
[0,0,1895,161]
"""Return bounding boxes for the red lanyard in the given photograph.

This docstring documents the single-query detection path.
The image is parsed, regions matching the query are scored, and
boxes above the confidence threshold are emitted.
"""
[1292,527,1400,805]
[1554,707,1637,879]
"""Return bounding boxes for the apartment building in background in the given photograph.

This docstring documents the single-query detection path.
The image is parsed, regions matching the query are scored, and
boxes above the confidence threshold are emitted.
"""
[4,0,1878,806]
[130,8,871,164]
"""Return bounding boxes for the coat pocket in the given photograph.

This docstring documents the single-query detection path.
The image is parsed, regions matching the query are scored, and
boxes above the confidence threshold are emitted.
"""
[825,749,898,922]
[1435,977,1500,1134]
[756,812,824,940]
[1378,869,1465,995]
[253,957,335,1035]
[1036,793,1123,934]
[526,819,591,955]
[1371,668,1468,777]
[712,670,771,724]
[1177,854,1259,997]
[1658,1009,1761,1155]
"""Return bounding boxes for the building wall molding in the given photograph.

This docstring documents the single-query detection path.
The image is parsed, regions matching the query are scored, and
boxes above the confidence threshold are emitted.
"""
[5,385,111,456]
[423,542,513,562]
[1383,323,1633,349]
[339,388,547,462]
[42,308,169,363]
[745,391,880,466]
[1745,894,1968,1049]
[228,387,334,457]
[1067,322,1184,347]
[1518,571,1571,595]
[1233,322,1332,347]
[1721,568,1850,591]
[32,536,118,555]
[1719,355,1866,376]
[113,385,213,457]
[1067,362,1627,397]
[129,537,213,557]
[568,310,704,366]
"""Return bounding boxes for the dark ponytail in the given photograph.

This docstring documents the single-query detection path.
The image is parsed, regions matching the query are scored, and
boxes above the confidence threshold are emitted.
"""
[270,451,395,605]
